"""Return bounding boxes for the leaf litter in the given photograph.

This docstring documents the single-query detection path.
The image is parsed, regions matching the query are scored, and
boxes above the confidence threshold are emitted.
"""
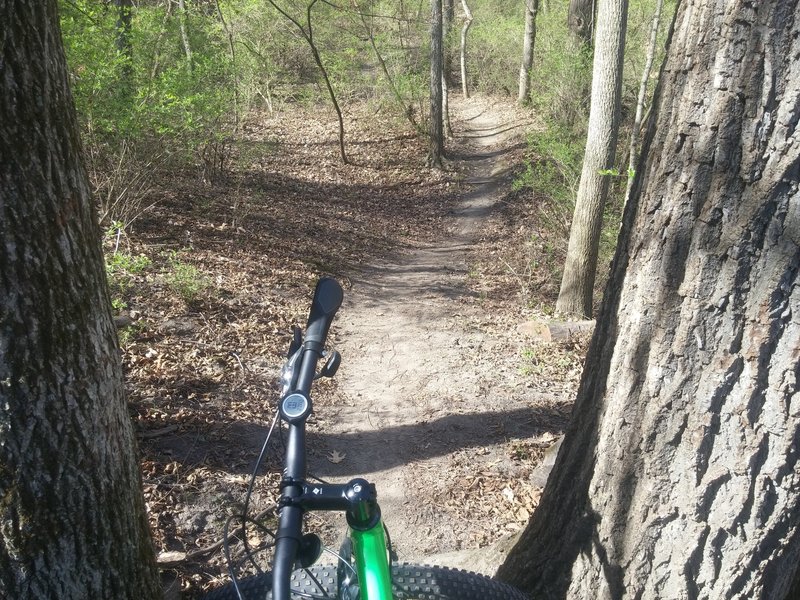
[113,99,588,597]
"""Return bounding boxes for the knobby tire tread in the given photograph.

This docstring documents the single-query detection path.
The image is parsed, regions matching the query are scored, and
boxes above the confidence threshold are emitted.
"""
[202,562,528,599]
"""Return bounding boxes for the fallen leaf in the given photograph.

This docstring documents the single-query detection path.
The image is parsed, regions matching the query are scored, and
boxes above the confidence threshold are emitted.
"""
[327,450,346,464]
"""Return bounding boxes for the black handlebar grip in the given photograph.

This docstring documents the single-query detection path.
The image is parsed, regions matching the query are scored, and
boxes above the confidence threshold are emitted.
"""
[304,277,344,346]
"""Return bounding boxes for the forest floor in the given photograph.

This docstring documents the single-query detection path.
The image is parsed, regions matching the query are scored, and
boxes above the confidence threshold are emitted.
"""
[115,95,589,597]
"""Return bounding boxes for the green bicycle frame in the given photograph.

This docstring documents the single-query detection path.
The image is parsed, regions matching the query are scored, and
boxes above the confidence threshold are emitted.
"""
[351,520,393,600]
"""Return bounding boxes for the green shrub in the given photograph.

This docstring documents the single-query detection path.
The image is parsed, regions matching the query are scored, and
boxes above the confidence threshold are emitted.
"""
[165,252,211,304]
[104,223,152,311]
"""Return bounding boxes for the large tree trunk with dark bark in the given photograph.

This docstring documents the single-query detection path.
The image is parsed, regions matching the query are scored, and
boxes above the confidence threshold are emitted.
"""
[498,0,800,597]
[555,0,627,318]
[0,2,162,598]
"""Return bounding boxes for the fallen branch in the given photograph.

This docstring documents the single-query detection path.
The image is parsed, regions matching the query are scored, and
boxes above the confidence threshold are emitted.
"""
[517,319,595,342]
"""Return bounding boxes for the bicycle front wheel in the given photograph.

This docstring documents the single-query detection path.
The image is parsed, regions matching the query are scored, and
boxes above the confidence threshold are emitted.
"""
[202,562,528,599]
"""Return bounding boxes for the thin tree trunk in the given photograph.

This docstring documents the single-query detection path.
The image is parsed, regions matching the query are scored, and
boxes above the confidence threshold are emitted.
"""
[0,2,161,597]
[267,0,347,164]
[443,0,455,86]
[459,0,473,98]
[177,0,193,73]
[429,0,444,167]
[352,0,421,133]
[518,0,538,104]
[114,0,133,82]
[624,0,664,204]
[150,0,174,80]
[214,0,240,130]
[442,0,453,137]
[443,72,453,137]
[555,0,628,318]
[499,0,800,596]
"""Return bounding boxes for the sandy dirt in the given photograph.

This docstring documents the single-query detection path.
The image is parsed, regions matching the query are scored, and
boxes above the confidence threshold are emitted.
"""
[303,100,569,566]
[129,97,584,597]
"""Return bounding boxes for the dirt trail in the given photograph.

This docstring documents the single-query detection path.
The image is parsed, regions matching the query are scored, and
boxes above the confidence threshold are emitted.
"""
[304,100,561,567]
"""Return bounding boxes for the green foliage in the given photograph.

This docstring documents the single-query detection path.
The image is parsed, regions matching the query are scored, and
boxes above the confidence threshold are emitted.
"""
[117,322,145,347]
[60,1,240,159]
[467,4,523,96]
[107,251,152,277]
[105,248,152,316]
[514,122,584,233]
[164,251,211,304]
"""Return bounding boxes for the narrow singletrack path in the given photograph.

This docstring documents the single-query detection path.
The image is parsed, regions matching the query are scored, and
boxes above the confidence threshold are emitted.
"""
[306,99,561,568]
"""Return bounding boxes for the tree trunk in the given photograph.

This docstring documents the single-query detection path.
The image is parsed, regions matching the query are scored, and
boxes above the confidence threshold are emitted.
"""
[517,0,539,104]
[499,0,800,597]
[442,0,453,137]
[443,72,453,138]
[429,0,444,168]
[352,0,421,133]
[459,0,473,98]
[177,0,193,73]
[0,2,162,598]
[267,0,347,164]
[555,0,628,319]
[443,0,455,87]
[214,0,240,130]
[624,0,664,204]
[114,0,133,81]
[568,0,594,47]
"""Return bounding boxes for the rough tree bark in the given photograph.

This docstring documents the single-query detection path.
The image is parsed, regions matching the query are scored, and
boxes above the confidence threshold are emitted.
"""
[0,2,162,598]
[429,0,444,168]
[556,0,628,318]
[498,0,800,597]
[518,0,539,104]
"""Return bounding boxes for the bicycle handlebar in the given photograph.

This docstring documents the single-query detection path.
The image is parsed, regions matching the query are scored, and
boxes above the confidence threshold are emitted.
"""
[272,277,343,600]
[304,277,344,348]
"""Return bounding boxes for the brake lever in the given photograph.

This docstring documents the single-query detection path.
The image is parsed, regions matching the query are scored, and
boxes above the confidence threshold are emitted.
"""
[287,326,302,358]
[280,327,304,396]
[314,350,341,380]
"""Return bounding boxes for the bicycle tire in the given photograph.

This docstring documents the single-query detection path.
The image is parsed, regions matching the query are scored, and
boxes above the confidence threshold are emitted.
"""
[201,562,528,599]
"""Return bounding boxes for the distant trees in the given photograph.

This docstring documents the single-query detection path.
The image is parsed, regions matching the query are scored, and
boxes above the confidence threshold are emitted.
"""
[556,0,628,318]
[499,0,800,596]
[0,1,161,597]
